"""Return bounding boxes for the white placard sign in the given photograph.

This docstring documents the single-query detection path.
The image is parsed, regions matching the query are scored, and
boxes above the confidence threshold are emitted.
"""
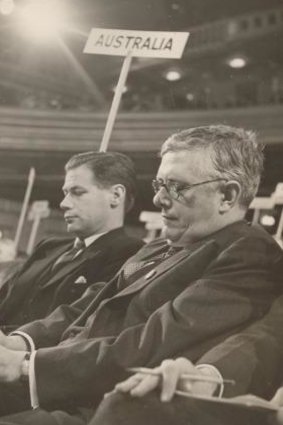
[28,200,50,220]
[84,28,189,59]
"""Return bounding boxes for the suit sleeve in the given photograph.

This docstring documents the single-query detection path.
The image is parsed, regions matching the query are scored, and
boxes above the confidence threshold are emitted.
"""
[197,294,283,398]
[34,236,283,408]
[16,239,143,346]
[0,238,48,301]
[17,284,104,347]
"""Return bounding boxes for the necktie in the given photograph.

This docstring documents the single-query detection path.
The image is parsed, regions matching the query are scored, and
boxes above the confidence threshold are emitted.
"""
[122,245,182,282]
[163,245,182,258]
[52,239,86,271]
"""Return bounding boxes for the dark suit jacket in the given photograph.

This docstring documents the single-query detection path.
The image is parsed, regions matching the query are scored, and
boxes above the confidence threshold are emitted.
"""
[18,221,283,411]
[199,289,283,399]
[0,227,143,329]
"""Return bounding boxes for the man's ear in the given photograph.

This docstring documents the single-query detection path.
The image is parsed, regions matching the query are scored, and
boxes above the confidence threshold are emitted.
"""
[109,184,126,208]
[219,180,242,213]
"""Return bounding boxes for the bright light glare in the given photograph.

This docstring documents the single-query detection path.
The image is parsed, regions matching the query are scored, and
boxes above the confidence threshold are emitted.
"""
[228,57,247,69]
[0,0,14,15]
[165,70,181,81]
[260,215,276,227]
[19,0,68,42]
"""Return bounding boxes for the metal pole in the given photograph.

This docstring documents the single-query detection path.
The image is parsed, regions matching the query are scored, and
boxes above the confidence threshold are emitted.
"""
[26,215,41,256]
[99,51,132,152]
[252,209,260,225]
[14,167,36,253]
[275,207,283,240]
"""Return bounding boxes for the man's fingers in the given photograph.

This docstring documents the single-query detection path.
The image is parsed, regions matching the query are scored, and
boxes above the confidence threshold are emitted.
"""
[157,358,194,402]
[0,331,7,347]
[159,360,183,402]
[276,409,283,425]
[103,390,115,399]
[130,374,160,397]
[272,388,283,406]
[115,374,143,393]
[114,357,200,402]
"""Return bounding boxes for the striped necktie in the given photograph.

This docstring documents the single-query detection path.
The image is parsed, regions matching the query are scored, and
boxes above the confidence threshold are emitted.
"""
[122,245,182,282]
[52,239,86,271]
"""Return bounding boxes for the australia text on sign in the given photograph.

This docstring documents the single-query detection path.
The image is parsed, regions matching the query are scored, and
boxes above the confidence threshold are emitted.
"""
[84,28,189,59]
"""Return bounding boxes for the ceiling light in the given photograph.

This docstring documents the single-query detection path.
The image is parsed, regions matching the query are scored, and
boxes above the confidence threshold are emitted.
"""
[186,93,194,101]
[18,0,69,42]
[228,57,247,69]
[0,0,14,15]
[165,70,181,81]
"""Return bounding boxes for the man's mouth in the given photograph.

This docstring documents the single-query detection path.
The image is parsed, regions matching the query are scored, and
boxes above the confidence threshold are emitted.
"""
[161,214,176,223]
[64,215,77,223]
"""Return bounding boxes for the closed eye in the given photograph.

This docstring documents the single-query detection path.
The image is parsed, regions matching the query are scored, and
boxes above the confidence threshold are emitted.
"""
[71,188,86,196]
[167,180,192,192]
[62,187,86,197]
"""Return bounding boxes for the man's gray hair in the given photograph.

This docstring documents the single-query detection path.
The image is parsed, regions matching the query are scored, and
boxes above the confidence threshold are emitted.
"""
[161,124,264,208]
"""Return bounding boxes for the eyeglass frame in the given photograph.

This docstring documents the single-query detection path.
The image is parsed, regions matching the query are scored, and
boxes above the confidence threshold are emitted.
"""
[152,178,227,200]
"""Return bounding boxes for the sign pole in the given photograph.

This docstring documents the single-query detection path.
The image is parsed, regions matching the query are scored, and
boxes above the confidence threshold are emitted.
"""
[26,200,50,255]
[14,167,36,253]
[84,28,189,152]
[99,51,132,152]
[26,215,41,255]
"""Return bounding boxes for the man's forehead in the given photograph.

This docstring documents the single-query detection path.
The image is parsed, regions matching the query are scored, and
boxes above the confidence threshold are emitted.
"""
[63,165,96,188]
[157,150,213,177]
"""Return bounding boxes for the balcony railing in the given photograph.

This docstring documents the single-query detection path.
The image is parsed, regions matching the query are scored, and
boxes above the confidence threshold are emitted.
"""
[0,104,283,152]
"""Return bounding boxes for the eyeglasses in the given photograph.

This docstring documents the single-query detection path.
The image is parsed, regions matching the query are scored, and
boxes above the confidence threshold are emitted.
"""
[152,178,227,200]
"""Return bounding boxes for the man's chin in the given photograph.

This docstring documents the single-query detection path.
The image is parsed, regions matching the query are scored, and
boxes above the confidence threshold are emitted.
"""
[163,228,183,244]
[66,224,76,234]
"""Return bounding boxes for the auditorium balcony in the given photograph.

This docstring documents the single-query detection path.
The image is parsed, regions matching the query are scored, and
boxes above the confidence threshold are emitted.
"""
[0,0,282,247]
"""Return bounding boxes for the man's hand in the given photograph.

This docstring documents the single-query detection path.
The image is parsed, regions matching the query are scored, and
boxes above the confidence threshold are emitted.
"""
[0,330,10,347]
[0,330,28,351]
[113,358,219,402]
[271,388,283,425]
[0,345,26,382]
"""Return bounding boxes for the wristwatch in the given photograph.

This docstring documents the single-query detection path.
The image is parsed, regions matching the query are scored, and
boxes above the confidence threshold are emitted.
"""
[20,352,31,382]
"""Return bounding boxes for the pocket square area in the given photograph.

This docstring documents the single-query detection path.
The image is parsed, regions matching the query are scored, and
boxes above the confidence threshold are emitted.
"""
[74,276,87,284]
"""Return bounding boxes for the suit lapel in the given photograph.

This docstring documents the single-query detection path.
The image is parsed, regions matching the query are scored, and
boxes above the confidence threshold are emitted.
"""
[110,239,217,300]
[39,244,101,290]
[20,242,72,286]
[77,222,247,324]
[96,222,247,304]
[71,238,219,329]
[0,240,74,319]
[38,228,127,290]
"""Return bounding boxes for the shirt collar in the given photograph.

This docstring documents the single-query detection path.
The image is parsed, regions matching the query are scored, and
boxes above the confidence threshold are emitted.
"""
[75,232,107,248]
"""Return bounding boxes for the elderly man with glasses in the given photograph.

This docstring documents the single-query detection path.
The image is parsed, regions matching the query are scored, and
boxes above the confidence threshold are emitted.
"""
[0,125,281,425]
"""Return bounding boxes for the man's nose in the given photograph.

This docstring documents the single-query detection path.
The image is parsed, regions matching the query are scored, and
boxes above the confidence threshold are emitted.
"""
[60,194,72,210]
[153,187,172,209]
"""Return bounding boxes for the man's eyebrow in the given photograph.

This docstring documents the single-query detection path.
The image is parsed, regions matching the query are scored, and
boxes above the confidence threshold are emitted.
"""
[166,178,186,184]
[170,179,189,185]
[62,184,84,192]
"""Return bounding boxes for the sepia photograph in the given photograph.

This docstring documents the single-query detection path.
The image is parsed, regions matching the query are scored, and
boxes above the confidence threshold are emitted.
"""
[0,1,282,423]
